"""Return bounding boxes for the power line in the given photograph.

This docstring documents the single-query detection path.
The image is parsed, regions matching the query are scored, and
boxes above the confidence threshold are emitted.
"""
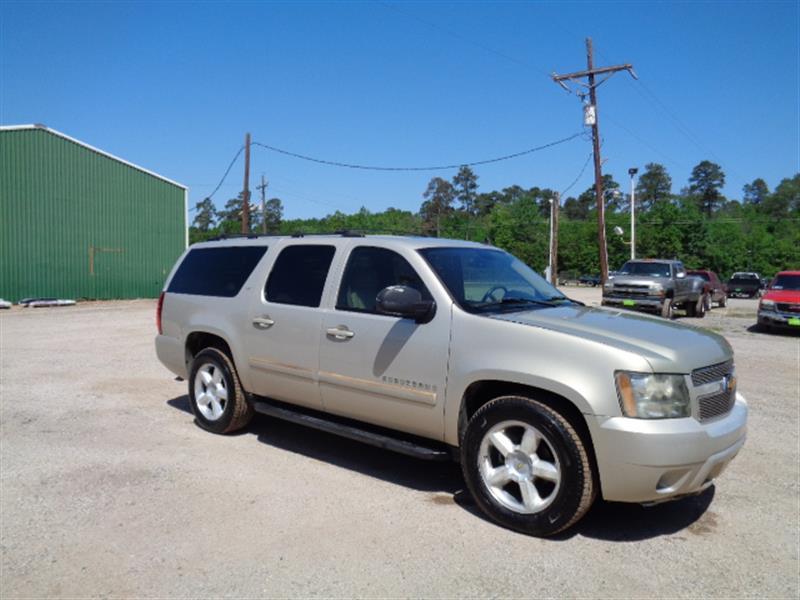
[204,145,244,201]
[561,146,595,196]
[251,132,582,172]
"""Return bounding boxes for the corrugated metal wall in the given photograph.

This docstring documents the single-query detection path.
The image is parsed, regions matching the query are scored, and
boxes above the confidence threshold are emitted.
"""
[0,128,186,301]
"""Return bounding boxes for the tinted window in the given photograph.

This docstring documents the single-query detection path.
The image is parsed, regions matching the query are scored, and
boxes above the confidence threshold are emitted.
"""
[168,246,267,297]
[618,261,671,278]
[337,247,430,313]
[266,245,335,307]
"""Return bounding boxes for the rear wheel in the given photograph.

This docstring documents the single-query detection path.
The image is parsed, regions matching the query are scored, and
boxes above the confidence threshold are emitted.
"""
[718,294,727,308]
[189,348,253,434]
[461,395,595,537]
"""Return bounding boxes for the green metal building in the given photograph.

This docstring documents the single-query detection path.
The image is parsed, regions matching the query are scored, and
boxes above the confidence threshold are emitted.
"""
[0,124,187,302]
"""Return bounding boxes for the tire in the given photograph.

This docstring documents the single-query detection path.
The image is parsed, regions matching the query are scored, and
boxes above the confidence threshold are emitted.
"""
[691,294,707,318]
[660,297,673,319]
[718,294,727,308]
[461,395,595,537]
[188,347,253,434]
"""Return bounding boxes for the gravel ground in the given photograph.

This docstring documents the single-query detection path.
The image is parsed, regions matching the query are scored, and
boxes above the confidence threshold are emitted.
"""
[1,293,798,598]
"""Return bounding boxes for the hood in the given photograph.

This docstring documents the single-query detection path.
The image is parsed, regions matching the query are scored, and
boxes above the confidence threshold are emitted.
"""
[763,289,800,303]
[490,305,732,373]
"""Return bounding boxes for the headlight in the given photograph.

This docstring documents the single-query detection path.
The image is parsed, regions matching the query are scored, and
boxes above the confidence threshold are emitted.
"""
[603,281,614,289]
[615,372,691,418]
[648,283,665,296]
[759,299,775,311]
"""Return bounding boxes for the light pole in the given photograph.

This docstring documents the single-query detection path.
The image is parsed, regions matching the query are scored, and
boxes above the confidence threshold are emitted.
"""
[628,167,638,260]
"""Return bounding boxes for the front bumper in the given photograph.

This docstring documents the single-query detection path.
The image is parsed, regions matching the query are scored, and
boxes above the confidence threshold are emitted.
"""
[758,310,800,329]
[592,393,747,503]
[602,295,664,312]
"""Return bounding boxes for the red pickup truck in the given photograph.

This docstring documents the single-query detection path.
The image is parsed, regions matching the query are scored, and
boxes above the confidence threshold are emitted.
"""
[757,271,800,332]
[687,269,727,309]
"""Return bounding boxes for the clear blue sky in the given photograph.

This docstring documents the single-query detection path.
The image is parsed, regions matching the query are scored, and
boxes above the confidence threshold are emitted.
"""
[2,1,798,220]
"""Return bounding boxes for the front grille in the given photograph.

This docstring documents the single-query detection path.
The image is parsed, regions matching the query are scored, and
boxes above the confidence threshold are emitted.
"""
[691,360,733,386]
[698,390,735,421]
[776,303,800,313]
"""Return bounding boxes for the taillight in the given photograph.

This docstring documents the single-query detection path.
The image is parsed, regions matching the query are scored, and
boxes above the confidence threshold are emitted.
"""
[156,291,165,335]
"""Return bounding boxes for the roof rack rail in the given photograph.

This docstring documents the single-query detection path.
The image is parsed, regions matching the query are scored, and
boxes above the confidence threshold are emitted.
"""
[206,233,277,241]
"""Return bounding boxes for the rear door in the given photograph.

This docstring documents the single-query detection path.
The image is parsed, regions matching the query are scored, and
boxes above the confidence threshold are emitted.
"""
[242,243,338,409]
[317,244,451,440]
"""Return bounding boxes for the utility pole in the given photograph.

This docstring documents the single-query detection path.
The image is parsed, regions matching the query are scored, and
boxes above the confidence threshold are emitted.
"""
[257,174,268,234]
[241,132,251,234]
[552,38,636,284]
[552,192,559,286]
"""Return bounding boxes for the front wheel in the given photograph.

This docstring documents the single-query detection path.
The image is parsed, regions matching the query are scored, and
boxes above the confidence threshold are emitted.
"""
[461,396,595,537]
[660,297,674,319]
[188,347,253,434]
[689,294,707,318]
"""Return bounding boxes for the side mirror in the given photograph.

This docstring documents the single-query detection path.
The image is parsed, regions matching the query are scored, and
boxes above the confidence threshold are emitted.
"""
[676,271,686,279]
[376,285,436,324]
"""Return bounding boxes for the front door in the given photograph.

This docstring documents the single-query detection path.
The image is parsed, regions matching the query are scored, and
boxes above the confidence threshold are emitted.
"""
[243,243,337,409]
[317,245,451,440]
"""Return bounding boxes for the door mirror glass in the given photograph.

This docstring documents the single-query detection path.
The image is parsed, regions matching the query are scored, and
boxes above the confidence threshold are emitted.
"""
[376,285,436,323]
[676,271,686,279]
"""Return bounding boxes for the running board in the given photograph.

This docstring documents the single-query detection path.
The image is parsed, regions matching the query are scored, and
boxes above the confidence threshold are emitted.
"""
[250,398,452,461]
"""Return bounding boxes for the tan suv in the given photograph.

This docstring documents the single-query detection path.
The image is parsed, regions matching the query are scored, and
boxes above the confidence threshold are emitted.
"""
[156,234,747,536]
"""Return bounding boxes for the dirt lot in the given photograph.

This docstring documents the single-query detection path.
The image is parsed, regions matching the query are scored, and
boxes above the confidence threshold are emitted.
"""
[1,291,798,598]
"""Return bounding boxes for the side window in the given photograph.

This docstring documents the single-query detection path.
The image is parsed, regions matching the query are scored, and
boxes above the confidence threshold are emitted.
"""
[168,246,267,297]
[265,245,335,307]
[336,246,431,313]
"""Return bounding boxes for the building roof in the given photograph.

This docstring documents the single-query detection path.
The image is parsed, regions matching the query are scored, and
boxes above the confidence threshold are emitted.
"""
[0,124,187,190]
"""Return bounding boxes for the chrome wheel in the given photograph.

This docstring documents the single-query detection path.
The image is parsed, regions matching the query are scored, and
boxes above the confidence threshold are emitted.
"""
[193,363,228,421]
[477,420,561,514]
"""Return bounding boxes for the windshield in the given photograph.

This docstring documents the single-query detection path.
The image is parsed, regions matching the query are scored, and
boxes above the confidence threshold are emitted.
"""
[618,261,671,278]
[418,247,568,313]
[771,274,800,291]
[729,277,758,285]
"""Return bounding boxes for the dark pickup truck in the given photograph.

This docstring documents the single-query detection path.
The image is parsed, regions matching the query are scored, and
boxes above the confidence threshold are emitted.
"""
[602,259,706,319]
[726,275,761,298]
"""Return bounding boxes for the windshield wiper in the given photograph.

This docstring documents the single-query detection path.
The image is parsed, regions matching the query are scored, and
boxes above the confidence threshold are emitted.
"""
[493,297,558,309]
[543,295,585,306]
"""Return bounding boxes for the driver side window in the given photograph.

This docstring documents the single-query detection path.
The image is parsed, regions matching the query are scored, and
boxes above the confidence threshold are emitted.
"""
[336,246,431,313]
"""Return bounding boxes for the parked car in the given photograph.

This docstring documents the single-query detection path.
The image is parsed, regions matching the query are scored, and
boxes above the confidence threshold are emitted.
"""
[726,274,762,298]
[601,259,707,318]
[757,270,800,332]
[156,234,747,537]
[687,269,727,308]
[578,274,601,286]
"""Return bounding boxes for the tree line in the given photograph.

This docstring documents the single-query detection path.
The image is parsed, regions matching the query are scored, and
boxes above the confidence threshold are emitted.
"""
[190,161,800,280]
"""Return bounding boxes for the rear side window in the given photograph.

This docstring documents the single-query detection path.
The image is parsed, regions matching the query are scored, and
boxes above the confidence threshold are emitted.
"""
[266,245,336,307]
[336,246,431,313]
[168,246,267,297]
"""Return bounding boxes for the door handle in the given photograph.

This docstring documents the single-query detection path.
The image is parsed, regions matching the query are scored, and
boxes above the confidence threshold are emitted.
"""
[253,316,275,329]
[326,326,355,340]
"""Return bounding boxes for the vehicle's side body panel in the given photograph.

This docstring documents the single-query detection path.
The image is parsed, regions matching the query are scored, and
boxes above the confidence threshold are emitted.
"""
[442,307,653,446]
[240,240,344,409]
[316,241,454,439]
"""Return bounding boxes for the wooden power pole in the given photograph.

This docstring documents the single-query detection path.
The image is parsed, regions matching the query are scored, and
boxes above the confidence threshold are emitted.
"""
[551,192,559,286]
[241,132,251,234]
[256,174,269,234]
[552,38,636,284]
